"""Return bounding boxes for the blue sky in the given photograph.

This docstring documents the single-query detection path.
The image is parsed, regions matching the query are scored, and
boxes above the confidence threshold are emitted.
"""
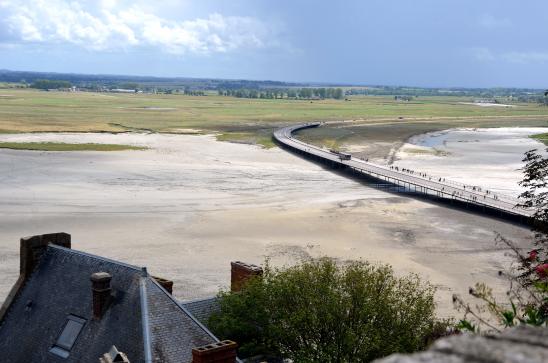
[0,0,547,87]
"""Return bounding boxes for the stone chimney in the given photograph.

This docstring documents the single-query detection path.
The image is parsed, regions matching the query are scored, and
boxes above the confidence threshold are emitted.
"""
[230,261,263,292]
[192,340,237,363]
[153,276,173,294]
[91,272,112,319]
[0,233,71,323]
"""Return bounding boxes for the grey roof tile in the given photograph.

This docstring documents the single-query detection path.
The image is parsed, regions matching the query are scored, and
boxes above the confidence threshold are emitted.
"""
[181,297,220,327]
[145,279,217,362]
[0,245,144,363]
[0,244,219,363]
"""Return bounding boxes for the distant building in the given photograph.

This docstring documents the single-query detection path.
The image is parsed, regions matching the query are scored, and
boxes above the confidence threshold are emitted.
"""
[0,233,254,363]
[109,89,137,93]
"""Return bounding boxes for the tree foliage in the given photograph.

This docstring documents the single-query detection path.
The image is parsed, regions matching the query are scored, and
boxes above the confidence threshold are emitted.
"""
[519,148,548,245]
[30,79,72,90]
[217,87,344,100]
[209,259,446,362]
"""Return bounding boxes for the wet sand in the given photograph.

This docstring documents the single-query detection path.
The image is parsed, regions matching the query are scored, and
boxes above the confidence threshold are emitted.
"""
[0,132,535,316]
[395,127,548,196]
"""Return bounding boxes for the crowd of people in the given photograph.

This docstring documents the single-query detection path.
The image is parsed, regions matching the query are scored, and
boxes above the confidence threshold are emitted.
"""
[386,164,504,203]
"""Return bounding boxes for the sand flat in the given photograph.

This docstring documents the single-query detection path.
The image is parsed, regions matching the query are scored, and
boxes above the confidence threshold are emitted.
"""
[395,127,548,196]
[0,132,534,316]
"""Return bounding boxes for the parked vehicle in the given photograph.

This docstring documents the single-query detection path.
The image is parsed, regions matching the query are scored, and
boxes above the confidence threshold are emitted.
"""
[330,150,351,160]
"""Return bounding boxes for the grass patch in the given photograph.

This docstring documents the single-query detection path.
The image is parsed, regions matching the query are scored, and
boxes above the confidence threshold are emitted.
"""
[531,133,548,145]
[403,147,449,156]
[0,89,547,155]
[2,90,548,135]
[0,142,147,151]
[256,136,276,149]
[216,131,276,149]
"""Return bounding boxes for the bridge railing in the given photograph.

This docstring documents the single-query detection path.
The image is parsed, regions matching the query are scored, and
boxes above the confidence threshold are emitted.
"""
[275,123,533,218]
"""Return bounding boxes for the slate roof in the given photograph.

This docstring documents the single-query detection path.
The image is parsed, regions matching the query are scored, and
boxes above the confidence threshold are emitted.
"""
[0,244,218,363]
[145,279,216,362]
[181,297,220,327]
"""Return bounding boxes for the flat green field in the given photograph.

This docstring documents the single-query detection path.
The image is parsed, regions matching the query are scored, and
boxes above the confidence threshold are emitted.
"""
[531,133,548,145]
[1,89,548,149]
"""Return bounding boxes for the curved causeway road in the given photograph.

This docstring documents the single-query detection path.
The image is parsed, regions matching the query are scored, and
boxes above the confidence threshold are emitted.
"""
[274,122,533,219]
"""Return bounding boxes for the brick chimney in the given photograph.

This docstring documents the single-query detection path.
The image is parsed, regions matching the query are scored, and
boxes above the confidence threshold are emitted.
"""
[230,261,263,292]
[20,232,71,277]
[192,340,237,363]
[91,272,112,319]
[0,233,71,323]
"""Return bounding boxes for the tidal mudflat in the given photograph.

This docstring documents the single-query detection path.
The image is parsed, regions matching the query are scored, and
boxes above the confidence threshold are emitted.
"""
[0,131,535,316]
[395,127,548,196]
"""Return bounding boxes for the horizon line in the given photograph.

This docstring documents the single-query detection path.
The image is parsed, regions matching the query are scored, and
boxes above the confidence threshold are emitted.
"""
[1,68,546,91]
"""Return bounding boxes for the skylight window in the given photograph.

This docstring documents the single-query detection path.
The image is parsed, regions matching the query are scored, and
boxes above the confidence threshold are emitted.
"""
[50,315,86,358]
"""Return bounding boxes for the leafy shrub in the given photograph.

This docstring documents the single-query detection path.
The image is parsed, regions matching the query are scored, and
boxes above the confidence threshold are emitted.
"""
[209,258,447,362]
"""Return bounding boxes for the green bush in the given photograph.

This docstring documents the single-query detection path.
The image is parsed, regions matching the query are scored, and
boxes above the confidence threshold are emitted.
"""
[208,259,446,362]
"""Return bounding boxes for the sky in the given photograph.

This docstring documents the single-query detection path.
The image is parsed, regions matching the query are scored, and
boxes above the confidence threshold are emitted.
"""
[0,0,547,88]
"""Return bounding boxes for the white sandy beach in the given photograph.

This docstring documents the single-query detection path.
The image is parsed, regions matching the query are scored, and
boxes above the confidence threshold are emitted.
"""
[0,130,538,316]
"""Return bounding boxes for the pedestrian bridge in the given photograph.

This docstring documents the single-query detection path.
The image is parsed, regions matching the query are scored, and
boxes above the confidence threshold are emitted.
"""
[273,122,533,220]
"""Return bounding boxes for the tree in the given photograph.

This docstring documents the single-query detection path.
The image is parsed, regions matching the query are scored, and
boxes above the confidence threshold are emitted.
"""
[30,79,72,90]
[317,88,327,99]
[519,148,548,247]
[209,259,446,362]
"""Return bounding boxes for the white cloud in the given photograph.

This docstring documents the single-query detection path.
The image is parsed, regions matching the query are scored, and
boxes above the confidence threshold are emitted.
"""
[0,0,274,54]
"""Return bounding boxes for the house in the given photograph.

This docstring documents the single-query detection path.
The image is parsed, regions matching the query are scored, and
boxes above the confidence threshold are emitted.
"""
[5,233,543,363]
[0,232,259,363]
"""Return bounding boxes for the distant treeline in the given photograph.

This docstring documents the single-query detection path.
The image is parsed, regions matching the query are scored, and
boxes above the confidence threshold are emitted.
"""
[182,88,206,96]
[346,86,546,98]
[30,79,72,90]
[3,69,545,99]
[219,87,344,99]
[0,70,300,92]
[515,94,548,105]
[216,80,296,90]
